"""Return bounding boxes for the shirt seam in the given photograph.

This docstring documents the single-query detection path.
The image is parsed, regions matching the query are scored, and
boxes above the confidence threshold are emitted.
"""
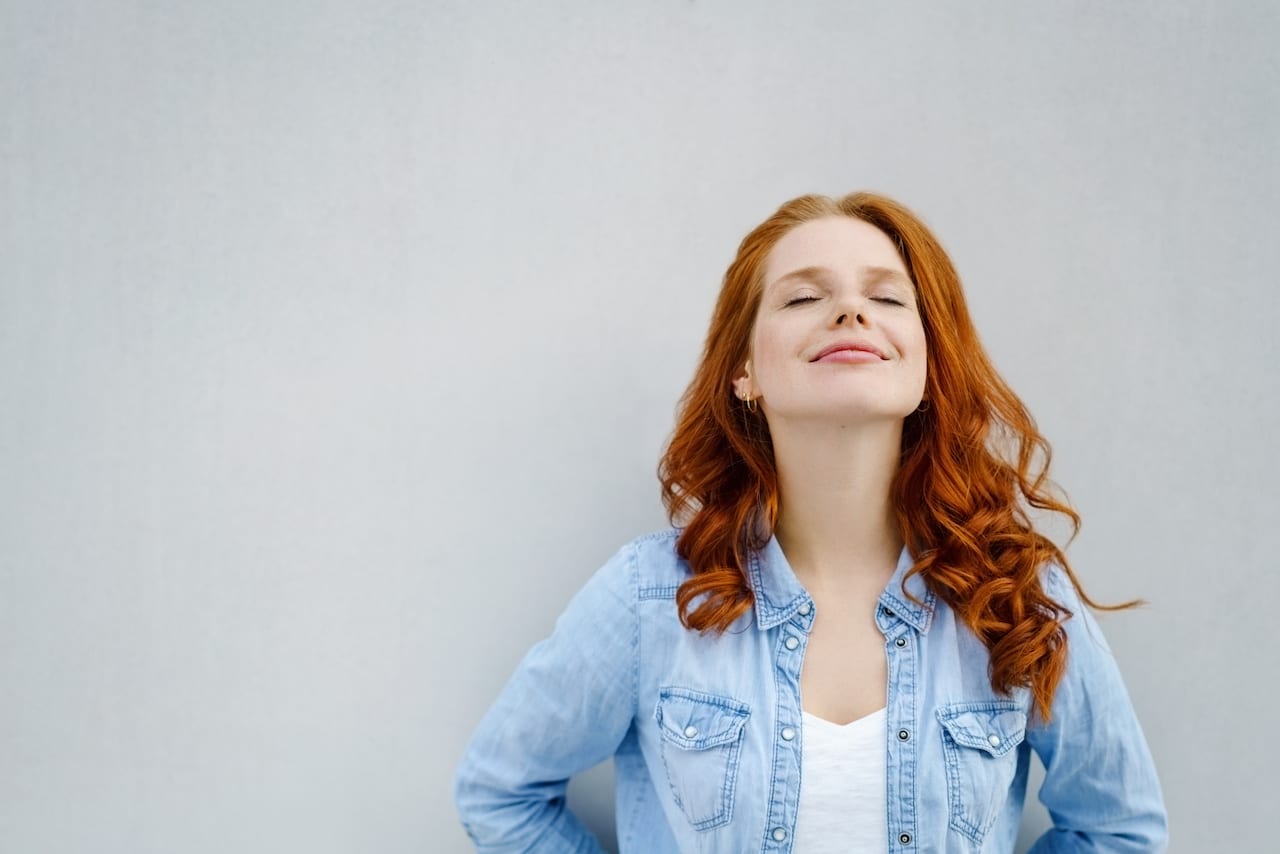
[629,538,640,720]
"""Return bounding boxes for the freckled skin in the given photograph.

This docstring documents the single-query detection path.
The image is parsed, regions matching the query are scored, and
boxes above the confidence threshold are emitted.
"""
[737,216,927,426]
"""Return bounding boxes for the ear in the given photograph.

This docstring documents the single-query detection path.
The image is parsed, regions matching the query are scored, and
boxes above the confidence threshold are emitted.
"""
[732,360,753,400]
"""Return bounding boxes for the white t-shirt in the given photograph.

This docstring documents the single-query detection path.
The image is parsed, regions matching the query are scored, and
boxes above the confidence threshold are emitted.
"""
[792,707,889,853]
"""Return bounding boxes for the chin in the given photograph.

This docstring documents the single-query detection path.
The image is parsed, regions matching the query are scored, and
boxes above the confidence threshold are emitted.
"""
[771,400,916,424]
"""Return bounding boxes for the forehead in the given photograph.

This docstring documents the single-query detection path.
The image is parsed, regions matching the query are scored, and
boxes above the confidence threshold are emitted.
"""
[762,216,907,289]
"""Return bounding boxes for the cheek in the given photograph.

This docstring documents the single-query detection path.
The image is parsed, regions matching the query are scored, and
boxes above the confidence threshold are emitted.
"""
[750,323,790,381]
[902,323,928,378]
[912,334,929,389]
[906,319,927,360]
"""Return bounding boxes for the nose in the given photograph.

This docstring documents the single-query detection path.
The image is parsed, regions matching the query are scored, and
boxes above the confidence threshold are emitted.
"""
[833,286,871,328]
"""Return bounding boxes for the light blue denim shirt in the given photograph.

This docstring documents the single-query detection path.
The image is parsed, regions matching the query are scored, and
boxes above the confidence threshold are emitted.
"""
[453,529,1167,853]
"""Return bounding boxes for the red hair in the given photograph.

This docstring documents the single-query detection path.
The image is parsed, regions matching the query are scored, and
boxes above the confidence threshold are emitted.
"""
[658,191,1133,721]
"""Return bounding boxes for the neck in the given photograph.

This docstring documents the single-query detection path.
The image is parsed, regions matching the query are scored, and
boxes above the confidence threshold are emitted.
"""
[769,417,905,592]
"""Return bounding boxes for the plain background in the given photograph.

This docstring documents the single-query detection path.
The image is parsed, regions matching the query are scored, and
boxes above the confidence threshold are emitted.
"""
[3,1,1277,851]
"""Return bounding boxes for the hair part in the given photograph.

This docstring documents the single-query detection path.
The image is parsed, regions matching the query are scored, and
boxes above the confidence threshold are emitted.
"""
[658,191,1136,722]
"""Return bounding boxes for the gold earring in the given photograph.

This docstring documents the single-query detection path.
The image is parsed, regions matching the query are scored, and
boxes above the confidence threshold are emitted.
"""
[745,395,758,413]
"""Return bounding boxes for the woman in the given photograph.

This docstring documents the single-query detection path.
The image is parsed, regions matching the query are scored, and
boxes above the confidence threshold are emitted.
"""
[453,192,1167,852]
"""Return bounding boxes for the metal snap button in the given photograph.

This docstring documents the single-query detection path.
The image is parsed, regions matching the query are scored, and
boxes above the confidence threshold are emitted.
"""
[988,733,1001,747]
[784,636,799,651]
[899,832,912,844]
[772,827,787,842]
[781,727,796,741]
[897,729,910,741]
[684,725,698,738]
[895,637,907,647]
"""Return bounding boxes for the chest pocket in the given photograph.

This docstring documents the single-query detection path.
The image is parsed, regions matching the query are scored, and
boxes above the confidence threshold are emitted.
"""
[654,687,750,831]
[937,701,1027,847]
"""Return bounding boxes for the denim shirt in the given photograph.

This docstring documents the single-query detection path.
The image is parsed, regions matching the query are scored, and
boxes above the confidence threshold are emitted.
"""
[453,529,1167,853]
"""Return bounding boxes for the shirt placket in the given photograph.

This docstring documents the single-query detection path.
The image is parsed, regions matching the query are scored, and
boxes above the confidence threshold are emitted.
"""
[882,603,919,851]
[760,601,813,852]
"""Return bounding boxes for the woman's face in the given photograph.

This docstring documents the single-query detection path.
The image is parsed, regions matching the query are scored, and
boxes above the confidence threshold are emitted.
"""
[734,216,928,425]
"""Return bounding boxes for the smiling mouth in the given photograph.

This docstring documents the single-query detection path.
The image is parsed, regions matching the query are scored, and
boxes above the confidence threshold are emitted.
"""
[810,343,889,362]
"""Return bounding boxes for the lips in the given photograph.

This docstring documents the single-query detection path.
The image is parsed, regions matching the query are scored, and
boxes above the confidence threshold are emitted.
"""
[810,341,889,362]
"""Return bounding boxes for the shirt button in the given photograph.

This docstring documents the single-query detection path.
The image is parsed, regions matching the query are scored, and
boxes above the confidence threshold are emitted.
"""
[895,637,907,648]
[897,729,910,741]
[899,832,912,844]
[988,733,1001,747]
[784,636,799,651]
[772,827,787,842]
[797,603,812,616]
[781,727,796,741]
[684,725,698,738]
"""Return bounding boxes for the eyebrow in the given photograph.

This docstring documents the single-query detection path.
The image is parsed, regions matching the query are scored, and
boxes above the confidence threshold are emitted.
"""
[766,264,914,293]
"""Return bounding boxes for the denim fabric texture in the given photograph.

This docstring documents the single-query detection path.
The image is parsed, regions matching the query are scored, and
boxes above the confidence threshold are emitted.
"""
[453,529,1167,853]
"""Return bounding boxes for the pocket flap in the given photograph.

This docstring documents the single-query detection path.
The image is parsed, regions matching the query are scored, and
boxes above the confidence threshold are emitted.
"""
[655,687,750,750]
[937,702,1027,757]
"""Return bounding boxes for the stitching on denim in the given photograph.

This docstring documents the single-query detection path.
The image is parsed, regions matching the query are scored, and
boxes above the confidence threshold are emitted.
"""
[639,584,679,601]
[718,733,738,830]
[659,686,751,714]
[760,624,802,850]
[688,736,742,831]
[937,700,1026,845]
[655,694,747,831]
[882,586,937,634]
[629,540,640,718]
[747,549,772,625]
[941,699,1023,714]
[657,728,688,817]
[901,622,919,848]
[632,528,678,546]
[941,729,982,841]
[882,619,914,844]
[884,637,898,843]
[938,701,1026,754]
[762,643,784,851]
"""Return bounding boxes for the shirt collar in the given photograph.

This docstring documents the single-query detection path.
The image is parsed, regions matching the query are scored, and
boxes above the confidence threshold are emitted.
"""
[747,534,935,633]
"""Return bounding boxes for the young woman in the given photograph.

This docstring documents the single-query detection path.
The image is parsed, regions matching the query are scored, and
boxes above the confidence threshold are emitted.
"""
[453,192,1167,853]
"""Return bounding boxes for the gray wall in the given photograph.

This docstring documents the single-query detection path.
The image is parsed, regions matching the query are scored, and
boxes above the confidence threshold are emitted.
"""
[3,1,1276,851]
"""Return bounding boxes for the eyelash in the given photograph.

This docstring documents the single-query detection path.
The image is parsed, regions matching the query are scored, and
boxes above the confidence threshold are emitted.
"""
[783,296,907,308]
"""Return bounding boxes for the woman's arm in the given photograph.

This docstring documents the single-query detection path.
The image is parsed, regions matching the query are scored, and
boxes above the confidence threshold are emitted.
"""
[452,543,638,853]
[1024,566,1168,852]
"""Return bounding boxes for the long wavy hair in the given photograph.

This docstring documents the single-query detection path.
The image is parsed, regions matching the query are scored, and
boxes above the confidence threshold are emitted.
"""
[658,191,1133,721]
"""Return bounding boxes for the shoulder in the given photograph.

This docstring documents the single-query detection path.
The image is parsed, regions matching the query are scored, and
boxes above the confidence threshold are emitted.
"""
[578,528,690,601]
[611,527,692,591]
[1038,562,1076,603]
[1037,562,1116,659]
[1038,561,1089,617]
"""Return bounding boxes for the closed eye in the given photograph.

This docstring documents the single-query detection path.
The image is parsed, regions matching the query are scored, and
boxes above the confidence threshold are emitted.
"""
[873,297,907,307]
[784,296,819,307]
